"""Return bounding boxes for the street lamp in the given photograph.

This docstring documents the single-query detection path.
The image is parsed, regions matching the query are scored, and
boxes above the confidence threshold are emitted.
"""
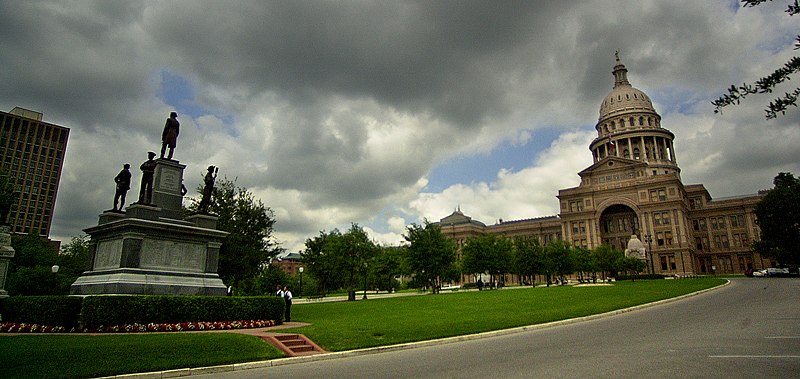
[298,266,303,298]
[51,265,60,294]
[362,262,368,300]
[643,235,654,275]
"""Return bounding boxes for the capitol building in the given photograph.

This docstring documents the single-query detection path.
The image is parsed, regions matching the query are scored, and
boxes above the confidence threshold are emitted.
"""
[437,55,770,278]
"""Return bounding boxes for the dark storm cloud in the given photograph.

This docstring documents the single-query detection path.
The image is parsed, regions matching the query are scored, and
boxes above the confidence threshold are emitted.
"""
[143,1,572,128]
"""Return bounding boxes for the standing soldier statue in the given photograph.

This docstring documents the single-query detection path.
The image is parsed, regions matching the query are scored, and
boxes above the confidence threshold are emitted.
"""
[113,163,132,211]
[198,165,218,214]
[138,152,157,204]
[160,112,180,160]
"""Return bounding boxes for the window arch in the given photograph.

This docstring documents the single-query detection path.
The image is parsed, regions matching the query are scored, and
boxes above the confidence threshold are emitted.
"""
[633,148,640,159]
[639,116,644,126]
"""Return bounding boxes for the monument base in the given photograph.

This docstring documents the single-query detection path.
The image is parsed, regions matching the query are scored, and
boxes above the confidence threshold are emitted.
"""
[70,268,227,296]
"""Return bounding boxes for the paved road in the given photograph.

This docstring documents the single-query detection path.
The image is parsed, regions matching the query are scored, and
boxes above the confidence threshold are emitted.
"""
[199,279,800,378]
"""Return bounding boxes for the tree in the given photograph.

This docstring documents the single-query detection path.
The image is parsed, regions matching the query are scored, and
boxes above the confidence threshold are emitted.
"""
[573,247,596,282]
[302,224,378,298]
[403,221,457,293]
[187,178,283,287]
[55,235,91,293]
[6,233,59,295]
[0,170,17,224]
[618,256,647,280]
[513,236,544,286]
[753,172,800,265]
[369,246,404,292]
[542,240,575,286]
[462,234,513,285]
[592,244,623,281]
[712,0,800,119]
[303,229,347,293]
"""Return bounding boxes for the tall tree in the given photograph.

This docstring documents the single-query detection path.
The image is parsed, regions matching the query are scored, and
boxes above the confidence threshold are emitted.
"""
[302,224,378,298]
[712,0,800,119]
[6,234,59,295]
[754,172,800,265]
[513,236,544,286]
[592,244,623,280]
[543,240,575,285]
[188,178,282,287]
[303,229,348,293]
[403,222,457,293]
[462,234,513,284]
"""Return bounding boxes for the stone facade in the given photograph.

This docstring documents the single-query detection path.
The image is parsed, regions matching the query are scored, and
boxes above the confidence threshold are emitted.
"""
[436,56,768,280]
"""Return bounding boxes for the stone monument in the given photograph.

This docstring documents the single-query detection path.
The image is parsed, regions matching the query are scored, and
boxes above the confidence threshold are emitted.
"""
[71,113,228,296]
[0,225,14,298]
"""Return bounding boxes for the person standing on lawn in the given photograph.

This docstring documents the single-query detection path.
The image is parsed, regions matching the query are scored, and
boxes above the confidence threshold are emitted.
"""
[283,286,293,322]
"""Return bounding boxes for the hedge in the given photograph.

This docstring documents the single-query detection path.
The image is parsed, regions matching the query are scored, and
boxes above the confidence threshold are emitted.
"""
[0,295,284,330]
[0,296,83,328]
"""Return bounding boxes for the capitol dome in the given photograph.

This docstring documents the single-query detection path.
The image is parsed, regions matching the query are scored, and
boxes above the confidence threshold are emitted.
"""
[598,54,656,121]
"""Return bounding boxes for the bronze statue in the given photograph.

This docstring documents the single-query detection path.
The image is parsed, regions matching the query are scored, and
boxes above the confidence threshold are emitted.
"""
[113,163,132,211]
[160,112,180,160]
[138,152,157,204]
[198,165,218,214]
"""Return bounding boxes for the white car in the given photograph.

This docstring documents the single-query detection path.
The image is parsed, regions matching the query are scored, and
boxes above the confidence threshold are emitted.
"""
[752,269,767,277]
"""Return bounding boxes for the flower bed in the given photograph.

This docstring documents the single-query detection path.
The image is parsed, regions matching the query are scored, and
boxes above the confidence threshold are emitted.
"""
[0,319,277,334]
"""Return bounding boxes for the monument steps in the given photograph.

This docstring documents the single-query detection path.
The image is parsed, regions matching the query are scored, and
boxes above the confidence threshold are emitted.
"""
[263,333,326,357]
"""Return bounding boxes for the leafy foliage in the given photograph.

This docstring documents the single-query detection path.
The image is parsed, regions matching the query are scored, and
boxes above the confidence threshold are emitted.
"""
[403,222,457,292]
[0,170,17,224]
[302,224,378,296]
[754,172,800,265]
[712,0,800,119]
[188,178,283,287]
[512,237,544,285]
[461,234,513,285]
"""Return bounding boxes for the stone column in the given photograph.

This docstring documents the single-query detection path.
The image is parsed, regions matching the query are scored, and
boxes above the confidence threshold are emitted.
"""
[0,225,15,298]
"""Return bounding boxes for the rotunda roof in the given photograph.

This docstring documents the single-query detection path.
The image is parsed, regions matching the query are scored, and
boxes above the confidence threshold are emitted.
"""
[599,53,656,120]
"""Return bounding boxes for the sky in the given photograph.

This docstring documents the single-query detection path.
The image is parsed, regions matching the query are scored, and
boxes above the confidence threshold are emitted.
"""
[1,1,798,254]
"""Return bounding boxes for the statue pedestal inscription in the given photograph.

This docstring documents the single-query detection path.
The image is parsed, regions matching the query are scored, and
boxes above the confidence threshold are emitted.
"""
[71,159,229,296]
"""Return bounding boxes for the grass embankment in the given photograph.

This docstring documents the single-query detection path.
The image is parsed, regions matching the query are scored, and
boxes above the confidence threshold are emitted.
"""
[0,333,283,379]
[0,278,724,378]
[292,278,725,351]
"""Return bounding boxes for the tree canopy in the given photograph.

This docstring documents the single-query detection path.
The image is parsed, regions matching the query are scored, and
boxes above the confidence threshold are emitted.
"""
[403,222,457,292]
[754,172,800,265]
[187,178,283,287]
[302,224,379,297]
[712,0,800,119]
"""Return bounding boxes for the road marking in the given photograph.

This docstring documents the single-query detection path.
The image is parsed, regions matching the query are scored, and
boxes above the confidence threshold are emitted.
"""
[765,336,800,339]
[710,355,800,358]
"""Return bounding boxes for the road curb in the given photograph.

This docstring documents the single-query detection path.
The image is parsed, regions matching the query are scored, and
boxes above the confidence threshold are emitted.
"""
[99,280,730,378]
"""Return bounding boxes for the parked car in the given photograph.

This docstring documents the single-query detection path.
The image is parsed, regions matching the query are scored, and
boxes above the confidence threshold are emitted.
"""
[752,269,767,277]
[766,267,791,277]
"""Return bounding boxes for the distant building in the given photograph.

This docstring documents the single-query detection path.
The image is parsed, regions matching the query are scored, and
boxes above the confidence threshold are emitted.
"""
[436,56,768,282]
[272,251,304,276]
[0,107,69,238]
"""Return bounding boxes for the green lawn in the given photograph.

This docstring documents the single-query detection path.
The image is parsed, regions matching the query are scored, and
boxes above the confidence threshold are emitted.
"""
[289,278,726,351]
[0,333,284,379]
[0,278,724,378]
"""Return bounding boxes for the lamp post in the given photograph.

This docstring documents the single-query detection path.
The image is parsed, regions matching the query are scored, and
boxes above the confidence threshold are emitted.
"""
[298,266,303,298]
[643,235,654,275]
[51,264,60,294]
[362,262,368,300]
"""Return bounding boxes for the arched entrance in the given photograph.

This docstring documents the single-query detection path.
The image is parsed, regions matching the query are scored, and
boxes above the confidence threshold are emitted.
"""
[599,204,639,251]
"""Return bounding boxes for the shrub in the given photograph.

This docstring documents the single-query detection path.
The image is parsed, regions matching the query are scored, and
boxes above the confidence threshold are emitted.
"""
[0,296,83,328]
[80,295,284,329]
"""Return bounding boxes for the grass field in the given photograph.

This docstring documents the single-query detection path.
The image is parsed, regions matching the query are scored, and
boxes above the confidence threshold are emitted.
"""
[290,278,726,351]
[0,278,725,378]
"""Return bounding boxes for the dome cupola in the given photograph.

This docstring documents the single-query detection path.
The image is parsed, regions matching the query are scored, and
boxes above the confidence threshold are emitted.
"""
[588,52,680,177]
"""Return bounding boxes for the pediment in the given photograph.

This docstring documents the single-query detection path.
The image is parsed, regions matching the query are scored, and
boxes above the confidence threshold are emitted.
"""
[578,157,647,178]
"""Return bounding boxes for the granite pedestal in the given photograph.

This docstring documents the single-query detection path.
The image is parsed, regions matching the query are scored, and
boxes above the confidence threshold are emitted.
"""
[70,159,229,296]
